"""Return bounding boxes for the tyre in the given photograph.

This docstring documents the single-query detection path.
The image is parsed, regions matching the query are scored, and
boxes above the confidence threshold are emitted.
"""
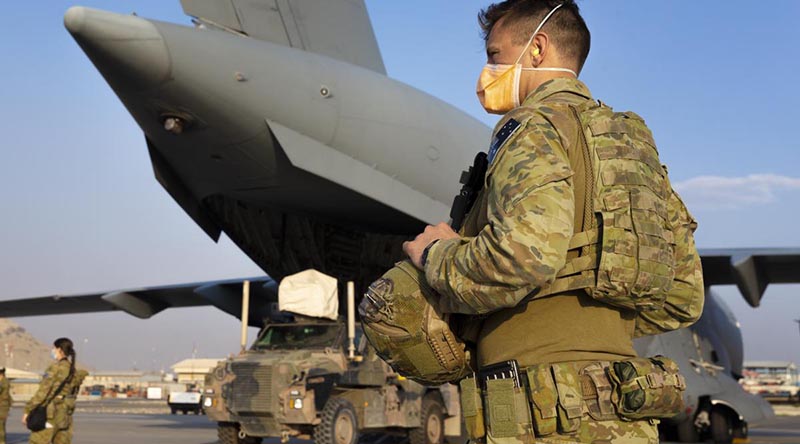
[315,398,359,444]
[170,407,176,415]
[733,420,748,439]
[409,395,445,444]
[710,408,734,444]
[674,417,700,443]
[218,422,263,444]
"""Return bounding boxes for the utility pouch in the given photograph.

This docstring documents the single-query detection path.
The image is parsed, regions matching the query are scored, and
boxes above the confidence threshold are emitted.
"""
[459,376,486,440]
[484,378,534,444]
[64,396,77,416]
[579,362,617,421]
[607,356,686,420]
[551,363,583,433]
[525,365,557,436]
[52,399,70,430]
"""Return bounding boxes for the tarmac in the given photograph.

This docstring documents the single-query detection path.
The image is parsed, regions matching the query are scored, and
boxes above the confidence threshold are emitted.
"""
[2,404,799,444]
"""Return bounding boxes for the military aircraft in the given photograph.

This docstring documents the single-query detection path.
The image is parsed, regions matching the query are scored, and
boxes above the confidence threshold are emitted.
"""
[2,1,800,443]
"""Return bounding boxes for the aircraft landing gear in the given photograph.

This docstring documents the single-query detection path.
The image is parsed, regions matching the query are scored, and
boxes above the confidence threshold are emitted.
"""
[710,407,734,444]
[674,417,700,442]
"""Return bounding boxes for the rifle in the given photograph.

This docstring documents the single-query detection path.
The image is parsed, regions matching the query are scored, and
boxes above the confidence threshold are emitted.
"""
[449,152,488,232]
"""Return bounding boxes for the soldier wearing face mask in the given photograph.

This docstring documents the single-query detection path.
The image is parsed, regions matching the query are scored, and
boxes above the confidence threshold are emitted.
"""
[392,1,704,443]
[23,338,87,444]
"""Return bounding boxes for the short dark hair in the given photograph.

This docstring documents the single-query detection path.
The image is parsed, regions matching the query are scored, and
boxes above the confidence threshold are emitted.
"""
[479,0,590,73]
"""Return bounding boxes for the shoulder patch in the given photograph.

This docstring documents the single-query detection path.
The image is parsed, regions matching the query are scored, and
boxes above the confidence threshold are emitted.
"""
[488,118,521,165]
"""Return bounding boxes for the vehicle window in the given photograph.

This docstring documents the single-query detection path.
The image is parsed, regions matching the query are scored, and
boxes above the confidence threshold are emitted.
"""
[254,324,341,350]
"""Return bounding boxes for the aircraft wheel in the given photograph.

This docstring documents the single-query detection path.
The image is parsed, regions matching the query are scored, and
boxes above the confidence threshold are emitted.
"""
[218,422,263,444]
[315,398,359,444]
[733,420,748,439]
[410,394,445,444]
[710,408,734,444]
[675,417,700,443]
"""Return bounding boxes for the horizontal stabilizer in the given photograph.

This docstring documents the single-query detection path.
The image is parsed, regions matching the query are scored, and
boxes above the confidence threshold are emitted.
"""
[699,248,800,307]
[180,0,386,74]
[0,277,276,327]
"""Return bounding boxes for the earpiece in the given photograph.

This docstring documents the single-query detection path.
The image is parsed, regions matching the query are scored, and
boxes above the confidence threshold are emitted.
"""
[532,47,540,56]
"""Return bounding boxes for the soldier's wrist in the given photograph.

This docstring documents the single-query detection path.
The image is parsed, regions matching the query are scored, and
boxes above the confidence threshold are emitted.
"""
[421,240,439,269]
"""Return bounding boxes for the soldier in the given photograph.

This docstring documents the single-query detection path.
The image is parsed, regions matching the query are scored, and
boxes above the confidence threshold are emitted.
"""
[402,1,703,443]
[22,338,78,444]
[0,367,11,444]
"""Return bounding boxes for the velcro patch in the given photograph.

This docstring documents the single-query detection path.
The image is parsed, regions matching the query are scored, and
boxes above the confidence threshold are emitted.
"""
[488,118,521,165]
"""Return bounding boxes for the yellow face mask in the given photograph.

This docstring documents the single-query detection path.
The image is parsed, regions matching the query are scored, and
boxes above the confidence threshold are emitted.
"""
[476,3,576,115]
[476,64,523,115]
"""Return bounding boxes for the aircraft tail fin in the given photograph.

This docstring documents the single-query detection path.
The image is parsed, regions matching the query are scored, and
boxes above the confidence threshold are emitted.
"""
[180,0,386,74]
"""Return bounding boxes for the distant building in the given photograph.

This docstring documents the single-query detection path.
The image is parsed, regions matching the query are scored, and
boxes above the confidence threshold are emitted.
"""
[83,371,145,393]
[170,359,221,385]
[741,361,799,402]
[5,368,41,381]
[5,367,42,400]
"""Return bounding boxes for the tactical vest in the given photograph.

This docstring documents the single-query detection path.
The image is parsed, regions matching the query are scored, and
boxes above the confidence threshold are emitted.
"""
[537,101,675,312]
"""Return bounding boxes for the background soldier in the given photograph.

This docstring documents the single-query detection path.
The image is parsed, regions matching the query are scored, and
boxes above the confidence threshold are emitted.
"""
[23,338,78,444]
[403,1,703,443]
[0,367,11,444]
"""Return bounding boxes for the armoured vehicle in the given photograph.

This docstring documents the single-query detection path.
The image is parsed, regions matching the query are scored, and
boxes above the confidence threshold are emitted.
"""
[203,313,462,444]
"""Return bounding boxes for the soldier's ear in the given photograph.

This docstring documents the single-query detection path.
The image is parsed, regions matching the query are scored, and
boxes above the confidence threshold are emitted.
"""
[529,33,548,67]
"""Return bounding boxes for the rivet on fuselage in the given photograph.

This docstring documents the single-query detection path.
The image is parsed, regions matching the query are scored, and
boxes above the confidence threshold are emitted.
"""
[320,86,332,98]
[235,72,247,82]
[427,146,441,161]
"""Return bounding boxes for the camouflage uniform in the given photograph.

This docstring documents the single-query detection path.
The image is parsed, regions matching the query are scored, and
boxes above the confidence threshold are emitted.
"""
[0,374,11,444]
[25,360,72,444]
[424,78,665,443]
[55,369,88,444]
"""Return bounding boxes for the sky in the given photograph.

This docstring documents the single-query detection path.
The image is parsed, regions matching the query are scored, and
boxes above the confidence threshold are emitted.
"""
[1,1,799,371]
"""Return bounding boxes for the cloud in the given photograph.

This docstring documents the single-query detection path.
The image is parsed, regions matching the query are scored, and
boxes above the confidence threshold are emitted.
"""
[673,174,800,210]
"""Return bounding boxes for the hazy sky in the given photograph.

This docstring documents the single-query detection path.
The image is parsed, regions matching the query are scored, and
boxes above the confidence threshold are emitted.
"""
[1,1,799,371]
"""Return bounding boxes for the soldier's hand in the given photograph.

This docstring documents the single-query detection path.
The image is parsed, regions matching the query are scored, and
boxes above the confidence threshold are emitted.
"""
[403,223,459,270]
[22,413,27,424]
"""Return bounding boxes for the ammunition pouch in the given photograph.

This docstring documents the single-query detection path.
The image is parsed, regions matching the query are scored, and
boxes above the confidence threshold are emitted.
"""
[607,356,686,420]
[359,261,472,385]
[459,377,486,440]
[459,373,534,444]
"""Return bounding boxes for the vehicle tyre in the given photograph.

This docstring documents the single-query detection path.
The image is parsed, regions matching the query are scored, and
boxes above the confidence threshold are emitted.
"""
[218,422,262,444]
[674,417,700,443]
[170,408,176,415]
[410,394,445,444]
[315,398,359,444]
[710,408,734,444]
